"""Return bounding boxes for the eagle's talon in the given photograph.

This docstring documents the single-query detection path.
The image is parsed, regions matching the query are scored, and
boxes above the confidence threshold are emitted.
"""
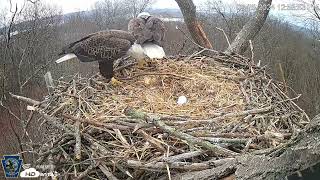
[110,77,123,86]
[137,58,149,69]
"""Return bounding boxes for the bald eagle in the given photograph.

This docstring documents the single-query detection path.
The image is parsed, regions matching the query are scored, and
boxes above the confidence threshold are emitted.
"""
[128,12,166,59]
[56,30,145,82]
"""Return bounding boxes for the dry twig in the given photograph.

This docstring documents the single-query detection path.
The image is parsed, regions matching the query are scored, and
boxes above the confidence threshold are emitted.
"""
[10,54,309,179]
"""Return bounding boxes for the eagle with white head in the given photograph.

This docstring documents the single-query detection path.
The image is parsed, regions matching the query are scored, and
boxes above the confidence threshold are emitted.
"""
[55,30,145,83]
[128,12,166,59]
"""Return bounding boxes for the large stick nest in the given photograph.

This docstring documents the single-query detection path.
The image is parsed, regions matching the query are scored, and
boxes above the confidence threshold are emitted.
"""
[27,50,310,179]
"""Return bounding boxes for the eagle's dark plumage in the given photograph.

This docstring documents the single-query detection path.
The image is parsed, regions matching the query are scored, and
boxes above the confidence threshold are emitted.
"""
[56,30,143,80]
[128,18,151,45]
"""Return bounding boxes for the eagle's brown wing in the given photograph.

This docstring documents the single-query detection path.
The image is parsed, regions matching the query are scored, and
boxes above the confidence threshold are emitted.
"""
[145,17,166,46]
[128,17,152,44]
[61,30,135,62]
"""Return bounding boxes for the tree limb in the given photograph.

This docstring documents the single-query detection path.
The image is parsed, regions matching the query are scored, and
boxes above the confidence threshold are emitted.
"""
[169,114,320,180]
[225,0,272,54]
[174,0,213,49]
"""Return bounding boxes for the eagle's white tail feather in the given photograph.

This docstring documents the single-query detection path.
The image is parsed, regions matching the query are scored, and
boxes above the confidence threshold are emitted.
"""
[142,43,165,59]
[55,53,77,63]
[127,43,145,60]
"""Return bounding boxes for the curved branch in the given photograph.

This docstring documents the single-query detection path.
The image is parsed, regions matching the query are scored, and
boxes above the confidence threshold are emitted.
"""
[174,0,213,49]
[225,0,272,55]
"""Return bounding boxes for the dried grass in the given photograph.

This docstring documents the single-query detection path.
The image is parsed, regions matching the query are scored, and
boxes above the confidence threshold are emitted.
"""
[57,57,244,120]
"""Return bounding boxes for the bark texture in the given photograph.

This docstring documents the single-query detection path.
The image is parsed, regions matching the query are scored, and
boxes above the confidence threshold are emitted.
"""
[174,0,213,49]
[225,0,272,54]
[171,114,320,179]
[236,114,320,179]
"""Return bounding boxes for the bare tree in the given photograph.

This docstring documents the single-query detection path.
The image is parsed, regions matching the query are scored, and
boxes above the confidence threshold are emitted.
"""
[200,0,253,51]
[202,0,234,40]
[92,0,154,30]
[174,0,213,49]
[93,0,128,30]
[307,0,320,21]
[127,0,155,17]
[176,0,272,54]
[0,0,61,159]
[225,0,272,54]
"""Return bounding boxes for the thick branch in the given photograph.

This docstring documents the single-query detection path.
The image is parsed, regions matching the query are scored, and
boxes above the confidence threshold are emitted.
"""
[175,0,213,49]
[226,0,272,54]
[124,108,238,157]
[9,92,46,108]
[234,114,320,179]
[170,114,320,179]
[311,0,320,21]
[63,114,132,131]
[153,118,238,157]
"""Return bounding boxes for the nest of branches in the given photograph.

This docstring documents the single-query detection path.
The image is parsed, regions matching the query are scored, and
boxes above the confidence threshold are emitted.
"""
[18,50,310,179]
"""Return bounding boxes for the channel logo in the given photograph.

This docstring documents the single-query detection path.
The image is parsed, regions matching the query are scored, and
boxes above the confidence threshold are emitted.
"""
[1,155,23,178]
[2,155,60,178]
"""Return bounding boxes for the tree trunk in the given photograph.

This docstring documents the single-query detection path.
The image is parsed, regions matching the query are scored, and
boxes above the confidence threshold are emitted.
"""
[174,0,213,49]
[175,0,272,54]
[171,114,320,180]
[225,0,272,54]
[235,114,320,180]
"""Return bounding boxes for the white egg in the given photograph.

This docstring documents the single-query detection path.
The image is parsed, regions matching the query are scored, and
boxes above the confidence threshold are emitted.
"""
[177,96,187,105]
